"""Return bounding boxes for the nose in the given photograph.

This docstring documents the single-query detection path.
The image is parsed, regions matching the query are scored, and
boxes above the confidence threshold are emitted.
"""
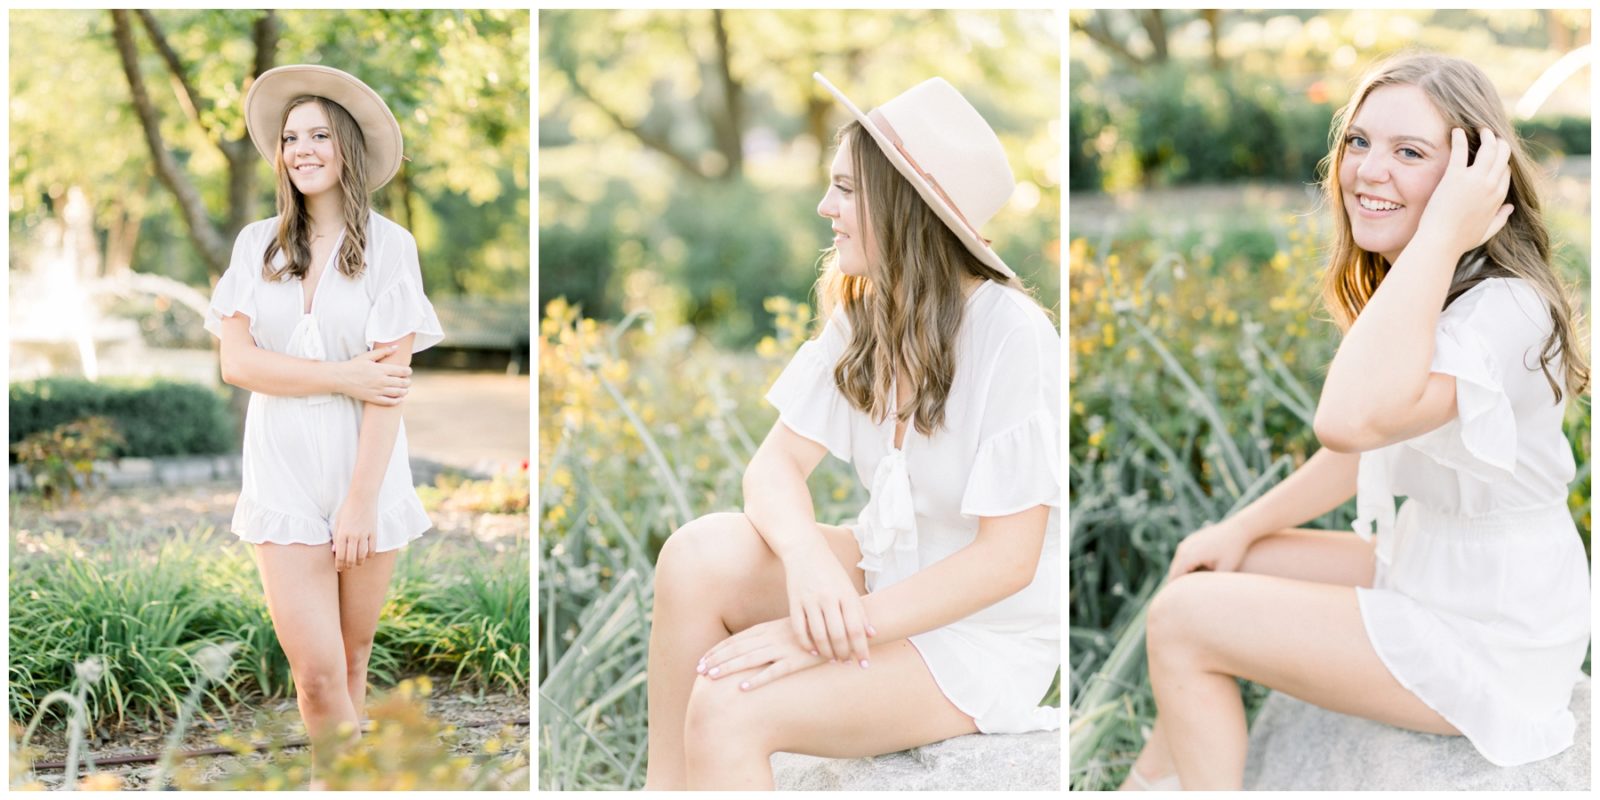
[817,187,838,220]
[1354,151,1389,184]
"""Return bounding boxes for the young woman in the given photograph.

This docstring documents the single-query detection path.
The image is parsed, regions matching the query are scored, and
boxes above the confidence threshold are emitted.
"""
[204,64,443,778]
[1123,53,1589,790]
[641,74,1062,790]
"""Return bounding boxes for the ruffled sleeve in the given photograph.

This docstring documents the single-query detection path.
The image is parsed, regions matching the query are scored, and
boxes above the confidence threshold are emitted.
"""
[204,223,265,340]
[364,227,445,353]
[763,310,855,462]
[1403,279,1550,483]
[960,317,1062,518]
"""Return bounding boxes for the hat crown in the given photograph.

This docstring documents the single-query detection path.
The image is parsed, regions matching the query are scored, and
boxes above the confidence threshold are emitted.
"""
[875,78,1014,230]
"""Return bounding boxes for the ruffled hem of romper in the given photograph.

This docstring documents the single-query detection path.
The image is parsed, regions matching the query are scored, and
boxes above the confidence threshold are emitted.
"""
[231,494,433,553]
[1356,586,1578,767]
[906,624,1061,735]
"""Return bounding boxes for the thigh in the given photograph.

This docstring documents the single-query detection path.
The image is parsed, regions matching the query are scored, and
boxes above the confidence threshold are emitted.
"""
[694,638,977,757]
[254,543,347,669]
[337,550,399,648]
[1237,528,1376,588]
[670,512,865,634]
[1152,571,1457,736]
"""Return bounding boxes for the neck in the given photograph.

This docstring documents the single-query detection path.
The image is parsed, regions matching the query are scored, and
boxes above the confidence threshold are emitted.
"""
[303,190,345,235]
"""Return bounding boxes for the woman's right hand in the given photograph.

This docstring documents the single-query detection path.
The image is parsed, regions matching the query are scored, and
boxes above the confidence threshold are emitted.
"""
[337,346,412,405]
[781,544,873,667]
[1166,520,1256,582]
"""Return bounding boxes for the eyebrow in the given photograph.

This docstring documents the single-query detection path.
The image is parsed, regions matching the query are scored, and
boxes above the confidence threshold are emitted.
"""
[282,126,331,135]
[830,173,853,183]
[1348,125,1440,150]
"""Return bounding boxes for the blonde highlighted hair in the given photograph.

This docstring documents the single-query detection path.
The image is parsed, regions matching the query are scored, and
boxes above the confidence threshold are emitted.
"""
[1319,52,1588,402]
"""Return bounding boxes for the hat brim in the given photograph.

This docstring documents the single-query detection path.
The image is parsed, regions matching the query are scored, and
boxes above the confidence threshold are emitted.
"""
[813,72,1014,280]
[245,65,403,193]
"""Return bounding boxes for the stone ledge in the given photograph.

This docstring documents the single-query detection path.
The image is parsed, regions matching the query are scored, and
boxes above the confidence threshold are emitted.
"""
[770,730,1058,790]
[1243,675,1590,790]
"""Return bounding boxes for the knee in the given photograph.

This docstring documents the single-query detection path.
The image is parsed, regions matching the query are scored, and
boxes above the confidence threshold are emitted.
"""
[683,675,774,759]
[293,663,350,708]
[344,639,373,677]
[1145,573,1212,666]
[655,512,757,592]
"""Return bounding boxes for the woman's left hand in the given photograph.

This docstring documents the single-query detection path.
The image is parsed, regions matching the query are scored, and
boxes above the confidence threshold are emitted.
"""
[1414,127,1514,256]
[331,500,378,572]
[697,619,832,691]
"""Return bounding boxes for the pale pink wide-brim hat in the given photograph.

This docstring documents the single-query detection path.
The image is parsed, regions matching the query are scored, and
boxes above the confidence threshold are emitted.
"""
[244,64,404,192]
[814,72,1016,278]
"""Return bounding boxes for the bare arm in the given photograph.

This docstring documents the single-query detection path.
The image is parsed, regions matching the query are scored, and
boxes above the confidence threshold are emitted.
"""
[858,504,1050,645]
[742,421,873,664]
[1226,447,1359,542]
[331,334,415,571]
[217,313,408,404]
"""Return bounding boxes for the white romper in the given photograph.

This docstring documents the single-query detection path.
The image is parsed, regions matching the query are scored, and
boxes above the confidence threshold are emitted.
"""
[204,211,445,552]
[764,280,1062,733]
[1352,277,1589,767]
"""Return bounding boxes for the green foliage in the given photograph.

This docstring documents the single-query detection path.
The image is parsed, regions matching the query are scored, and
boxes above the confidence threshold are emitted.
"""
[416,466,532,515]
[11,416,126,502]
[1516,115,1592,157]
[8,525,530,730]
[9,378,235,461]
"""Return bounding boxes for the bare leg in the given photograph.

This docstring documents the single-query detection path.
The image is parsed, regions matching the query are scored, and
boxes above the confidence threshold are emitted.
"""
[253,543,357,773]
[1146,571,1457,789]
[642,512,864,790]
[683,638,977,789]
[338,549,399,725]
[1120,527,1377,790]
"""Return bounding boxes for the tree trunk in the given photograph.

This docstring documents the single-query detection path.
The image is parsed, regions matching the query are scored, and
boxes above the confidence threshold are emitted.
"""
[708,9,744,181]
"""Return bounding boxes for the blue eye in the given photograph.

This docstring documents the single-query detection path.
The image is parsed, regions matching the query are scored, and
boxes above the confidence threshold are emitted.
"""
[1346,134,1368,149]
[1399,147,1422,159]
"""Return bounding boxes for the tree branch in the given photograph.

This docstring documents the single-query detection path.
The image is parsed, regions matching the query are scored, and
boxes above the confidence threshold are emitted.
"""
[1070,14,1144,69]
[560,63,711,180]
[110,9,230,276]
[135,10,209,135]
[709,9,743,180]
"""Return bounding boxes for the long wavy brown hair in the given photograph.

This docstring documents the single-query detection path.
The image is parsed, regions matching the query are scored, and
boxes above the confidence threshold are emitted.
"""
[262,95,371,282]
[815,120,1034,436]
[1319,52,1588,402]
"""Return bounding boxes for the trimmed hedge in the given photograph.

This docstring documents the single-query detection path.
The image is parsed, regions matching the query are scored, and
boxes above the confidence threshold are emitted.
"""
[9,378,235,462]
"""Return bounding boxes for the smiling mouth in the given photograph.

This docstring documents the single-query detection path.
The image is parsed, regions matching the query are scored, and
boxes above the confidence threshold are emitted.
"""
[1357,194,1403,212]
[295,164,324,173]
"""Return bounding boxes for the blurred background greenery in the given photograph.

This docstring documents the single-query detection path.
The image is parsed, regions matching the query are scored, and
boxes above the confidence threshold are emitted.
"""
[538,9,1058,790]
[1067,9,1591,791]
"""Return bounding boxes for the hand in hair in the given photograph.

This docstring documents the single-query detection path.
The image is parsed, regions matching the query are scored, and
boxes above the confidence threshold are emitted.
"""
[1414,127,1514,256]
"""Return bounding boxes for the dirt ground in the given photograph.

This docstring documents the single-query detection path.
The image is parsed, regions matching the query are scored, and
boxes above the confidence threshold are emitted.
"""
[18,689,528,790]
[10,481,530,790]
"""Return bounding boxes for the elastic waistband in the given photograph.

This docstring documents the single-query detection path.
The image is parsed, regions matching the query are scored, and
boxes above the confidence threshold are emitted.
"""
[1402,498,1575,533]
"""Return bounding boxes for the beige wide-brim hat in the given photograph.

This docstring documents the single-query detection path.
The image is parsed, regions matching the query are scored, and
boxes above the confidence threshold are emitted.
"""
[244,64,403,192]
[814,72,1016,278]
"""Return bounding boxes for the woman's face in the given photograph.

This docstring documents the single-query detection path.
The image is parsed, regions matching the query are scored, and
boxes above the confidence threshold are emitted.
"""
[1339,83,1453,264]
[817,137,874,276]
[281,101,343,199]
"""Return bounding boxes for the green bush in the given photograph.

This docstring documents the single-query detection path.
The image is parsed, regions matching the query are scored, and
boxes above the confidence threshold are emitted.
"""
[8,378,235,461]
[1515,115,1591,157]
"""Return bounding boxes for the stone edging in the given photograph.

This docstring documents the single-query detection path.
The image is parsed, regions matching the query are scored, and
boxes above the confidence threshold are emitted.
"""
[10,454,243,492]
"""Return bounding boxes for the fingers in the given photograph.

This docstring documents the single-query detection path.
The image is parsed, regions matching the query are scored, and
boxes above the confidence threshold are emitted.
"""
[741,660,797,692]
[1448,127,1468,171]
[842,600,870,667]
[820,602,850,663]
[805,606,834,662]
[789,605,816,657]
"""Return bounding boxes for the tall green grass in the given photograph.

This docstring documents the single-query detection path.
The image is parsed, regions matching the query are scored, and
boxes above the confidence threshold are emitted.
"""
[1067,214,1591,790]
[9,522,530,730]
